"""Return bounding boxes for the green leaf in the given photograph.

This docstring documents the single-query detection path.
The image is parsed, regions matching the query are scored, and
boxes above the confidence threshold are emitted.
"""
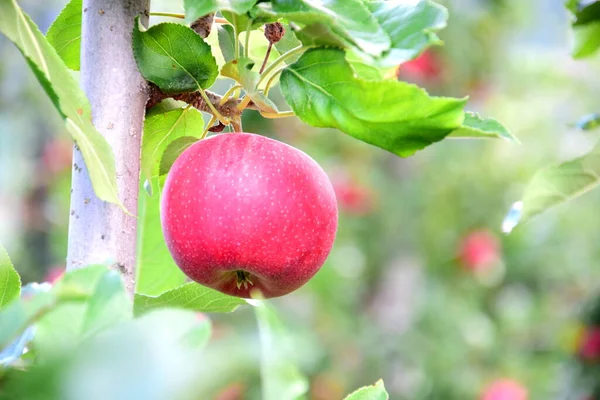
[46,0,82,71]
[257,0,446,66]
[222,57,278,113]
[448,112,518,143]
[33,267,130,358]
[274,24,302,64]
[364,0,447,67]
[79,270,131,338]
[184,0,258,23]
[0,0,122,206]
[573,21,600,58]
[133,282,246,316]
[255,302,309,400]
[217,24,241,62]
[343,380,389,400]
[221,57,257,86]
[266,0,389,57]
[349,61,384,80]
[136,177,187,296]
[520,144,600,221]
[159,136,199,176]
[64,310,212,400]
[280,48,466,157]
[0,290,56,351]
[0,242,20,309]
[133,21,218,93]
[567,1,600,58]
[293,22,353,49]
[141,107,204,182]
[576,113,600,130]
[570,1,600,26]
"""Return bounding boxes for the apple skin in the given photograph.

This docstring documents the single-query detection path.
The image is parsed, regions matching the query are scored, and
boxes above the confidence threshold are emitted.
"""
[160,133,338,299]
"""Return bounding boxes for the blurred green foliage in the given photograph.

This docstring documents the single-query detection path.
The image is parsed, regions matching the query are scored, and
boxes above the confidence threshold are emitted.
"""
[2,0,600,399]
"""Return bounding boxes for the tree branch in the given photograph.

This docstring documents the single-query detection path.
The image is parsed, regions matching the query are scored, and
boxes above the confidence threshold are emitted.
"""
[146,83,258,117]
[67,0,150,296]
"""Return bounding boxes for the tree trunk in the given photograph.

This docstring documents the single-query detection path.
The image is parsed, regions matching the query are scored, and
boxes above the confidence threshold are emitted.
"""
[66,0,150,295]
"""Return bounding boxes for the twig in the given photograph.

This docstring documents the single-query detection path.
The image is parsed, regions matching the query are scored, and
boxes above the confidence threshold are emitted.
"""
[146,83,258,118]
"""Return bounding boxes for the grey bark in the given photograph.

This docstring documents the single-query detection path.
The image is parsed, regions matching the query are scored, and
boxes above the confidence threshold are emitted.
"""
[67,0,150,295]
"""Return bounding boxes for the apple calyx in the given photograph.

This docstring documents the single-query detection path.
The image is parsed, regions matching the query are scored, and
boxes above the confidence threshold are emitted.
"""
[235,270,254,290]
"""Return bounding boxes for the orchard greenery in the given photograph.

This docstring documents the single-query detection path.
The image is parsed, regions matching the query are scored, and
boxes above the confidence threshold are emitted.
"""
[0,0,521,397]
[512,0,600,226]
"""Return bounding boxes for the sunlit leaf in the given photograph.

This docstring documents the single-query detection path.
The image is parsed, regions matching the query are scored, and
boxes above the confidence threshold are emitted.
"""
[0,241,20,310]
[280,48,466,157]
[46,0,82,70]
[448,112,518,142]
[0,0,121,206]
[184,0,258,23]
[136,177,187,297]
[134,282,246,316]
[363,0,447,67]
[576,113,600,131]
[159,136,199,176]
[265,0,389,57]
[343,380,389,400]
[255,302,309,400]
[520,144,600,221]
[141,107,204,182]
[133,21,218,93]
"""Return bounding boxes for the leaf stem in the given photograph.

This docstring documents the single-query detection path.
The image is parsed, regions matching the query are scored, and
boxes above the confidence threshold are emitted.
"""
[232,14,240,59]
[199,88,229,125]
[149,12,185,19]
[257,45,307,88]
[220,84,242,106]
[244,19,253,59]
[264,66,286,94]
[237,95,253,111]
[201,115,217,139]
[260,111,295,119]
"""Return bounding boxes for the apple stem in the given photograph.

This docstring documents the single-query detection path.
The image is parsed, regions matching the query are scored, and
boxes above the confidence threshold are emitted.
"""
[259,43,273,74]
[231,117,243,133]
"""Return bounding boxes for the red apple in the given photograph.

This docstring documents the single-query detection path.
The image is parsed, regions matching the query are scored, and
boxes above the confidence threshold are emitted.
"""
[161,133,338,299]
[459,229,500,271]
[578,327,600,361]
[333,179,375,216]
[481,379,527,400]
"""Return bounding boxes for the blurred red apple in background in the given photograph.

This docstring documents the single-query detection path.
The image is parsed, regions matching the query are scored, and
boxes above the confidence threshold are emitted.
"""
[396,49,442,83]
[161,133,338,299]
[41,137,72,175]
[578,327,600,361]
[459,229,501,271]
[481,379,527,400]
[333,178,375,216]
[214,383,246,400]
[44,265,65,284]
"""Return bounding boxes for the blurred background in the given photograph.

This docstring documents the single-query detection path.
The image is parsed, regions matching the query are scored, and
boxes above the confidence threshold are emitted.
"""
[2,0,600,399]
